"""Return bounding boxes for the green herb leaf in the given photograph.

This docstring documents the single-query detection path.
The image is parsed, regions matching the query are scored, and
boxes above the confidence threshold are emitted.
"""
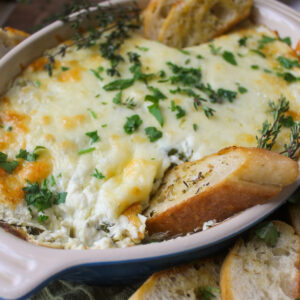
[251,65,259,70]
[196,54,204,59]
[279,36,291,46]
[209,44,222,55]
[124,114,143,134]
[217,88,237,103]
[193,123,198,131]
[135,45,149,52]
[103,78,134,91]
[92,168,106,179]
[170,101,186,119]
[90,66,104,81]
[258,35,276,49]
[34,80,41,87]
[78,147,96,155]
[85,130,100,144]
[50,175,56,187]
[147,86,167,100]
[197,286,219,300]
[237,85,248,94]
[238,36,248,47]
[145,127,163,142]
[53,192,67,205]
[177,49,190,55]
[16,146,46,162]
[277,56,300,69]
[113,91,122,105]
[280,122,300,159]
[255,221,280,247]
[222,51,237,65]
[251,49,266,58]
[61,66,70,71]
[0,154,19,173]
[87,108,97,119]
[148,103,164,126]
[38,214,48,223]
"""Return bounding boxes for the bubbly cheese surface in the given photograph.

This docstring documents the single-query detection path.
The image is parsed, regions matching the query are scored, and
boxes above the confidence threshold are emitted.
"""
[0,25,299,249]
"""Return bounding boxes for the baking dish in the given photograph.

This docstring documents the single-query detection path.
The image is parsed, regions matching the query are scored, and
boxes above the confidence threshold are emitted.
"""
[0,0,299,299]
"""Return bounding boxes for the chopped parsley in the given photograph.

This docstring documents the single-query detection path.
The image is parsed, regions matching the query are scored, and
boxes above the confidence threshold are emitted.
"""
[103,78,134,91]
[145,86,167,102]
[92,168,106,179]
[135,45,149,52]
[250,49,266,58]
[23,180,67,222]
[238,36,248,47]
[0,152,19,174]
[237,84,248,94]
[170,101,186,119]
[113,91,122,104]
[85,130,100,144]
[254,221,280,247]
[177,49,190,55]
[216,88,237,103]
[277,56,300,69]
[38,215,48,223]
[277,72,300,83]
[123,114,143,134]
[7,126,12,131]
[193,123,198,131]
[148,103,164,126]
[258,35,276,49]
[78,147,96,155]
[16,146,46,162]
[87,108,97,119]
[197,286,219,300]
[222,51,237,65]
[61,66,70,71]
[90,66,104,81]
[251,64,259,70]
[145,127,163,142]
[112,92,136,109]
[34,80,41,87]
[279,36,291,46]
[196,54,204,59]
[209,44,222,55]
[50,175,56,187]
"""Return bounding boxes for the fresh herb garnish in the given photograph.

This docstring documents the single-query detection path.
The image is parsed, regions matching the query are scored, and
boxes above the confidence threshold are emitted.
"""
[255,221,280,247]
[23,179,67,221]
[237,84,248,94]
[87,108,97,119]
[238,36,248,47]
[103,78,134,91]
[61,66,69,72]
[145,127,163,142]
[50,175,56,187]
[7,126,12,131]
[38,215,48,223]
[280,122,300,159]
[16,146,46,162]
[0,152,19,174]
[135,45,149,52]
[222,51,237,65]
[34,80,41,87]
[193,123,198,131]
[250,49,266,58]
[177,49,190,55]
[166,62,202,86]
[124,114,143,134]
[216,88,237,103]
[197,286,219,300]
[90,66,104,81]
[85,130,100,144]
[209,44,222,55]
[277,72,300,83]
[92,168,106,179]
[279,36,291,46]
[196,54,204,59]
[251,65,259,70]
[256,96,290,150]
[258,35,276,49]
[170,101,186,119]
[78,147,96,155]
[277,56,300,69]
[44,2,140,77]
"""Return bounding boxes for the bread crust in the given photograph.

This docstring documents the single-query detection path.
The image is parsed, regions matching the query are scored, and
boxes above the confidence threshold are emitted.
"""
[146,147,299,236]
[142,0,254,47]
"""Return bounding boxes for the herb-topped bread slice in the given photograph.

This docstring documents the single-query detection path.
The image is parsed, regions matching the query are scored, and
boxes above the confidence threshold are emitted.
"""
[142,0,253,48]
[145,147,299,236]
[129,257,222,300]
[220,221,300,300]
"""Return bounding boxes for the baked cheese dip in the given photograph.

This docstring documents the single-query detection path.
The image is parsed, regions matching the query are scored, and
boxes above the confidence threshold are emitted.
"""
[0,25,299,249]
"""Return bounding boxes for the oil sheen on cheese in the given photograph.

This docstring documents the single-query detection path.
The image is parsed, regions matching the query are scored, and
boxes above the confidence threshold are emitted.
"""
[0,25,299,249]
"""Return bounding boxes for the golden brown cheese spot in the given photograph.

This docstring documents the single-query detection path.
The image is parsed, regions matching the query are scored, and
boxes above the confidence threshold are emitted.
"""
[58,67,82,82]
[0,132,14,151]
[89,54,103,63]
[287,110,300,121]
[19,160,52,184]
[45,133,55,143]
[28,57,48,71]
[122,203,144,240]
[61,114,85,130]
[60,140,77,151]
[42,115,52,125]
[237,133,256,144]
[0,174,24,207]
[2,111,30,133]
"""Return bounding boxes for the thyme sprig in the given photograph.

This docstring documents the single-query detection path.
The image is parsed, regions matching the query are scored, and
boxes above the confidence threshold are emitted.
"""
[256,96,289,150]
[44,1,140,77]
[280,122,300,159]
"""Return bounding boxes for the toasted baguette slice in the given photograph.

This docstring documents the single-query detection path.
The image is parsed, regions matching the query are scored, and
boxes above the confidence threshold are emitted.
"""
[129,257,222,300]
[145,147,299,236]
[142,0,253,48]
[0,27,29,58]
[289,202,300,236]
[221,221,300,300]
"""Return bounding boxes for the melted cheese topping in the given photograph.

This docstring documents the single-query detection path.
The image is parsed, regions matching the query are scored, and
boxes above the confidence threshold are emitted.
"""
[0,25,299,249]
